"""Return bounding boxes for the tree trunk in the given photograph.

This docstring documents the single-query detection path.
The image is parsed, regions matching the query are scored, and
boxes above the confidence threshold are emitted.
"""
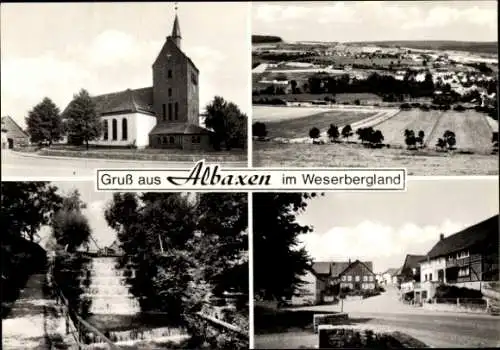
[86,139,89,150]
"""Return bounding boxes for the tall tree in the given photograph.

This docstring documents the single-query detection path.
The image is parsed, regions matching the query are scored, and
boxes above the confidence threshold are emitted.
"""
[205,96,247,150]
[253,193,319,301]
[1,182,63,242]
[51,189,91,252]
[64,89,101,149]
[25,97,64,146]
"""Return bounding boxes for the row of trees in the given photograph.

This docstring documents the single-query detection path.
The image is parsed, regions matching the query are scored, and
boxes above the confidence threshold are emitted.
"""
[24,92,247,151]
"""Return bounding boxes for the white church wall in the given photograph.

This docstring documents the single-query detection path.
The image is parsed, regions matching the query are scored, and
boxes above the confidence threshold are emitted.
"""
[134,113,157,148]
[90,113,155,148]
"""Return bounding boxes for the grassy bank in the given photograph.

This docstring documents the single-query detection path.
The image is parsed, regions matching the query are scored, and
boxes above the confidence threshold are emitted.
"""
[15,145,247,163]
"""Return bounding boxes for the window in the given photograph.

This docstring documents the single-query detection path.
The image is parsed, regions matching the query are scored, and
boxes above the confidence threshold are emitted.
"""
[347,275,352,282]
[363,276,368,282]
[168,103,172,121]
[429,273,433,281]
[341,275,346,282]
[458,267,470,277]
[175,102,178,120]
[112,119,117,141]
[424,274,427,281]
[162,104,166,121]
[169,136,175,144]
[168,88,172,97]
[122,118,128,141]
[162,136,167,144]
[412,268,416,275]
[355,275,360,282]
[192,136,200,144]
[103,120,108,140]
[191,73,197,85]
[168,70,172,78]
[157,137,161,144]
[457,251,470,260]
[369,276,373,282]
[362,283,366,289]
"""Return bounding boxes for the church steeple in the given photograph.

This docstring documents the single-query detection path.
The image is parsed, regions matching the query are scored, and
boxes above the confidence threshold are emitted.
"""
[171,3,181,49]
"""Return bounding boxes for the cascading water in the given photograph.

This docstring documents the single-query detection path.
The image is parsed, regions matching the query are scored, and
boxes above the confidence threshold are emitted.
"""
[85,257,140,315]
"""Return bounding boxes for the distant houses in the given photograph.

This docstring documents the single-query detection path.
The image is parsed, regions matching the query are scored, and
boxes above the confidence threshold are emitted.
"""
[380,268,400,286]
[292,259,377,305]
[398,215,499,304]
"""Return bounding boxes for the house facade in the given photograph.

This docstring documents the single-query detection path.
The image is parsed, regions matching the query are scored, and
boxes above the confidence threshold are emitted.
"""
[1,116,30,149]
[65,8,212,150]
[338,260,376,290]
[414,215,499,303]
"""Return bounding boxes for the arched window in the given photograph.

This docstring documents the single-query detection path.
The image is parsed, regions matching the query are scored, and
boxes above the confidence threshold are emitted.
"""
[103,120,108,140]
[112,119,117,141]
[169,136,175,144]
[162,136,167,144]
[122,118,128,140]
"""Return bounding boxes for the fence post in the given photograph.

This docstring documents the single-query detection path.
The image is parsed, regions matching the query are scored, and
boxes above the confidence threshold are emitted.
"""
[457,298,460,307]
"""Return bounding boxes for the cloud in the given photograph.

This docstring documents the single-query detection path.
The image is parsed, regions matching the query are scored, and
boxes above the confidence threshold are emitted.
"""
[186,45,226,74]
[299,219,467,263]
[255,4,312,23]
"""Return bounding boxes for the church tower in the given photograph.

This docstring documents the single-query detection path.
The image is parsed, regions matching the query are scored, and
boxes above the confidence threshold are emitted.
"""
[150,4,201,149]
[171,7,181,49]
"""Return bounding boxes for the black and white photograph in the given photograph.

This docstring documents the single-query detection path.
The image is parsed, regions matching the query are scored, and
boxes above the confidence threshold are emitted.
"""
[253,179,499,348]
[1,2,249,179]
[251,1,498,175]
[1,182,249,349]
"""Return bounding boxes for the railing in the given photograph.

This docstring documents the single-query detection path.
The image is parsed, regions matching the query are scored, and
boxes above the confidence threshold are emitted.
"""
[51,280,121,349]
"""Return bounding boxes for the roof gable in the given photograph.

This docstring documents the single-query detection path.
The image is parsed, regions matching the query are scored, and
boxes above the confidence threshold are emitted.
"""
[339,260,375,276]
[402,254,426,270]
[153,37,198,73]
[1,116,28,138]
[426,215,499,259]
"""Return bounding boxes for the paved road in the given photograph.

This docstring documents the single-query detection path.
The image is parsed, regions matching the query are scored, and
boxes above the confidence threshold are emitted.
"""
[256,286,500,348]
[255,312,500,348]
[1,150,247,179]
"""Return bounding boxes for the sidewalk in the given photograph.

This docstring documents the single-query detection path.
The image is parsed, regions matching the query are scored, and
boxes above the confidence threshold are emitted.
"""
[2,273,76,349]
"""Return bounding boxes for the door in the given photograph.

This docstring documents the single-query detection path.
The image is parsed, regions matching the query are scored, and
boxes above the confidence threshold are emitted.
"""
[7,138,14,149]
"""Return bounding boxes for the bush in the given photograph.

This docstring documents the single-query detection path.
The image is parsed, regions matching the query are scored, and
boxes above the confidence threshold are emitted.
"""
[434,285,482,299]
[309,127,320,140]
[454,104,466,111]
[253,122,268,138]
[400,103,411,110]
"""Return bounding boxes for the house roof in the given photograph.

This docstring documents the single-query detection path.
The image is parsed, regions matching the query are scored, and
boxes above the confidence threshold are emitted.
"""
[312,260,374,277]
[382,268,400,276]
[1,116,29,138]
[402,254,426,271]
[149,123,212,135]
[426,215,499,259]
[339,260,375,276]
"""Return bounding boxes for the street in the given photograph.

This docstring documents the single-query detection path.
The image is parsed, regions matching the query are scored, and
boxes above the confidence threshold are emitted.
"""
[1,150,248,179]
[256,286,500,348]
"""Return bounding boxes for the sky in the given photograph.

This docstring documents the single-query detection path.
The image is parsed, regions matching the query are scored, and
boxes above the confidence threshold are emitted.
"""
[253,1,498,43]
[1,2,251,129]
[296,179,499,273]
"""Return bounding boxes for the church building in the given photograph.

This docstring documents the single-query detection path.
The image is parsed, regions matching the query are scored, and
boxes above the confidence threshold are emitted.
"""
[76,8,212,150]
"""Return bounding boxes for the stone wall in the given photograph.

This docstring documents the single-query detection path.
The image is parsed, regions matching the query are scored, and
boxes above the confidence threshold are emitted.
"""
[422,301,487,314]
[318,325,429,348]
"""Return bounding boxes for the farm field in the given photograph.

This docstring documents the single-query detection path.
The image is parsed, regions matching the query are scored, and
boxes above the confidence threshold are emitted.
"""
[252,142,499,176]
[253,92,382,103]
[253,106,333,122]
[260,109,377,139]
[426,110,494,152]
[373,110,443,146]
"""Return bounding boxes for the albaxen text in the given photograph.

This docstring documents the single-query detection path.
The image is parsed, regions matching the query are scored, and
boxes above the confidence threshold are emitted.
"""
[166,161,271,186]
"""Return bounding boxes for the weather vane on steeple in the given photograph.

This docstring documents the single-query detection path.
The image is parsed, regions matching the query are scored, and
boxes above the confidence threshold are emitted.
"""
[174,2,178,12]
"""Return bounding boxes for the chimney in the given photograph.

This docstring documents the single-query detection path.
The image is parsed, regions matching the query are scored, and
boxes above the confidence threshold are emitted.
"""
[439,233,444,240]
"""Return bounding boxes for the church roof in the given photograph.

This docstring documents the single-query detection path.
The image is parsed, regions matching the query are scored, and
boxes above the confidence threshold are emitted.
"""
[149,123,212,135]
[155,37,199,73]
[92,87,155,116]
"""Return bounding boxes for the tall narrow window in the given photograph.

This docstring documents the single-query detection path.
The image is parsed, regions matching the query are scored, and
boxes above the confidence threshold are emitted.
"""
[169,136,175,144]
[162,104,166,121]
[122,118,128,141]
[168,70,172,78]
[168,88,172,97]
[103,120,108,140]
[168,103,172,121]
[112,119,117,141]
[174,102,178,120]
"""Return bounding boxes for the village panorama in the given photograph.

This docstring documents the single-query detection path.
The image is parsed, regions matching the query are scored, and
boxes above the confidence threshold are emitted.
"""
[251,4,498,175]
